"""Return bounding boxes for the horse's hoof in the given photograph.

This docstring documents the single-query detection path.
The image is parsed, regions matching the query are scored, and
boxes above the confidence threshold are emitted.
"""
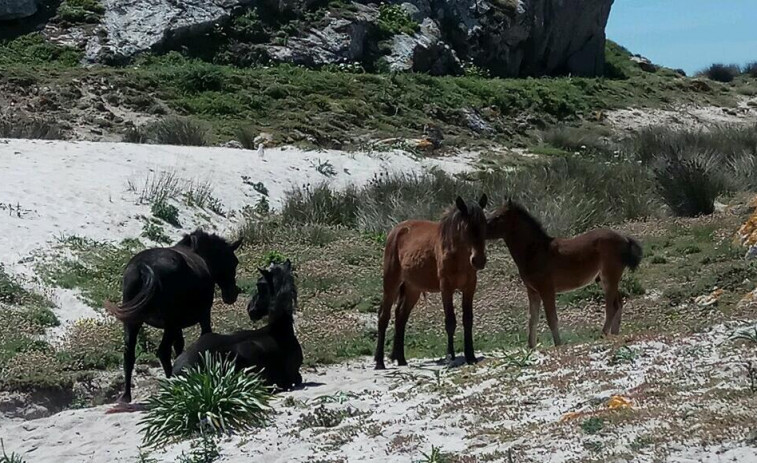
[396,359,408,367]
[465,357,478,365]
[375,362,386,370]
[117,392,132,404]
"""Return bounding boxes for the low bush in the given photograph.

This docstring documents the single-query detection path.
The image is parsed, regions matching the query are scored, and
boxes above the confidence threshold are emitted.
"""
[0,118,64,140]
[145,116,211,146]
[698,63,741,83]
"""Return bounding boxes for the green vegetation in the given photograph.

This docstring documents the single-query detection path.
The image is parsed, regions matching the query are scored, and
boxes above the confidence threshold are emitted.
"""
[0,33,82,67]
[39,236,143,308]
[378,3,419,36]
[151,200,181,227]
[0,440,26,463]
[140,353,271,448]
[57,0,105,24]
[580,417,604,435]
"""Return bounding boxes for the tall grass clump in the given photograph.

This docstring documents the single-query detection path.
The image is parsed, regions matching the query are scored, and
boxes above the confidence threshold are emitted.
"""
[698,63,741,83]
[139,353,272,448]
[0,439,26,463]
[0,118,64,140]
[654,152,728,217]
[235,126,258,150]
[146,116,211,146]
[280,159,658,238]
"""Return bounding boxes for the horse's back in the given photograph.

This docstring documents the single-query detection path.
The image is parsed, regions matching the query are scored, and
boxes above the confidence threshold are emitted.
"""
[550,229,634,290]
[172,330,256,375]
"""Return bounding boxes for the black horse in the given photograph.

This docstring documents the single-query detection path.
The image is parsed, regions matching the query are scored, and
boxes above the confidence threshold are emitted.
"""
[107,229,243,403]
[172,260,303,391]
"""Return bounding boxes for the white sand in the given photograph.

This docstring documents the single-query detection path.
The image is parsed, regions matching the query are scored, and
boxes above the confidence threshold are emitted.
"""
[0,138,473,330]
[1,323,756,462]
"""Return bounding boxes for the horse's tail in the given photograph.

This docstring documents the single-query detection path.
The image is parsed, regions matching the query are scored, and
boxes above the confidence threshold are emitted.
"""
[621,236,643,272]
[106,264,159,323]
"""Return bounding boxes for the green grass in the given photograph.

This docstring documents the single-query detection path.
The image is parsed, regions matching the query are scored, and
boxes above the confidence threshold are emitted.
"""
[0,33,82,68]
[57,0,104,23]
[0,44,738,147]
[39,236,143,308]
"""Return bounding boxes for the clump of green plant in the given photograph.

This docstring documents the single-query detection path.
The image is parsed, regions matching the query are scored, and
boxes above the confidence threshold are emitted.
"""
[730,327,757,344]
[176,430,221,463]
[0,33,81,67]
[603,40,636,80]
[378,3,419,36]
[0,439,27,463]
[418,445,450,463]
[236,126,259,150]
[139,353,272,448]
[260,250,287,267]
[580,417,604,435]
[57,0,105,24]
[151,200,181,227]
[698,63,741,83]
[141,221,172,244]
[145,116,211,146]
[298,404,357,429]
[58,318,122,370]
[609,345,639,365]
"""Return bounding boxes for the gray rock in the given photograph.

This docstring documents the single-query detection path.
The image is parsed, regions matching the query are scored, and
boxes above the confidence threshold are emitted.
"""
[86,0,256,62]
[746,245,757,260]
[0,0,37,20]
[462,108,493,133]
[385,19,461,75]
[263,5,377,66]
[631,55,659,73]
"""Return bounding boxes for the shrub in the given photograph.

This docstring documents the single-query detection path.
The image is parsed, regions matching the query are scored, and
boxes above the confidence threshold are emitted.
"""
[0,350,70,391]
[744,62,757,78]
[145,117,211,146]
[581,417,604,435]
[0,33,82,67]
[139,353,272,448]
[58,318,122,370]
[151,200,181,227]
[654,151,728,217]
[57,0,105,24]
[604,40,634,80]
[378,3,419,36]
[236,126,258,150]
[0,118,64,140]
[698,63,741,83]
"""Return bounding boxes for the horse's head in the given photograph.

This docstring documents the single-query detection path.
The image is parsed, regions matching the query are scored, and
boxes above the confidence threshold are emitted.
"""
[247,259,297,322]
[442,194,488,270]
[180,230,243,304]
[486,199,551,244]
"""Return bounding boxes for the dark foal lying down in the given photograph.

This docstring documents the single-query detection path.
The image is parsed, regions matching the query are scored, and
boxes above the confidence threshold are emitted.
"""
[172,260,303,390]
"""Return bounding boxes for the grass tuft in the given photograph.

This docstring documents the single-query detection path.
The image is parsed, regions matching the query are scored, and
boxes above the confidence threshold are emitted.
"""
[139,353,272,448]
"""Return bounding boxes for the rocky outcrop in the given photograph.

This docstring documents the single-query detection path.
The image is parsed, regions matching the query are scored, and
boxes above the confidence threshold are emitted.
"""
[78,0,614,77]
[0,0,37,20]
[384,19,461,75]
[262,5,377,67]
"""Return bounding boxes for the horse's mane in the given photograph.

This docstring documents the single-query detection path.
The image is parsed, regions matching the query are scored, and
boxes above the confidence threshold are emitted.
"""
[270,264,298,321]
[507,201,552,241]
[177,229,230,250]
[439,201,486,249]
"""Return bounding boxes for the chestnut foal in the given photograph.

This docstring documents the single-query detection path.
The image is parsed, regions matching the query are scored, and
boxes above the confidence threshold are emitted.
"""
[487,200,643,348]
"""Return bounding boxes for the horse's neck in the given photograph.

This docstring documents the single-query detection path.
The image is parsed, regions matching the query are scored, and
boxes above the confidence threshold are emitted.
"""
[503,221,551,264]
[172,245,211,275]
[267,296,295,334]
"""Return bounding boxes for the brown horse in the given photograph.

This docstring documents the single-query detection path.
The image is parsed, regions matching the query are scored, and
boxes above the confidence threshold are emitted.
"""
[486,200,643,348]
[375,195,488,370]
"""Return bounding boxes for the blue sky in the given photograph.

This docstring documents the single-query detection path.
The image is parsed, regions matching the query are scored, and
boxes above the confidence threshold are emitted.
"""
[606,0,757,75]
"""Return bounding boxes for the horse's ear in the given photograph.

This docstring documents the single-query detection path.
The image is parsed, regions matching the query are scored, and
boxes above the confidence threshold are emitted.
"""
[257,268,269,278]
[179,233,200,250]
[507,197,513,207]
[230,238,243,251]
[284,259,292,271]
[479,194,488,209]
[455,196,468,215]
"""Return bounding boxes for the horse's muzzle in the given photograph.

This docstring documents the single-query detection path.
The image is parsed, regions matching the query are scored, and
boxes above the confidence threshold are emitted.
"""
[221,286,241,304]
[471,254,487,271]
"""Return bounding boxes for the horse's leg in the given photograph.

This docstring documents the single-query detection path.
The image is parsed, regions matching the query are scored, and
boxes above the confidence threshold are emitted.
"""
[527,287,542,349]
[118,322,142,404]
[441,286,457,362]
[611,293,623,335]
[157,329,177,377]
[199,309,212,335]
[375,280,400,370]
[541,286,562,347]
[173,330,185,357]
[601,268,622,336]
[461,281,478,364]
[391,287,421,367]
